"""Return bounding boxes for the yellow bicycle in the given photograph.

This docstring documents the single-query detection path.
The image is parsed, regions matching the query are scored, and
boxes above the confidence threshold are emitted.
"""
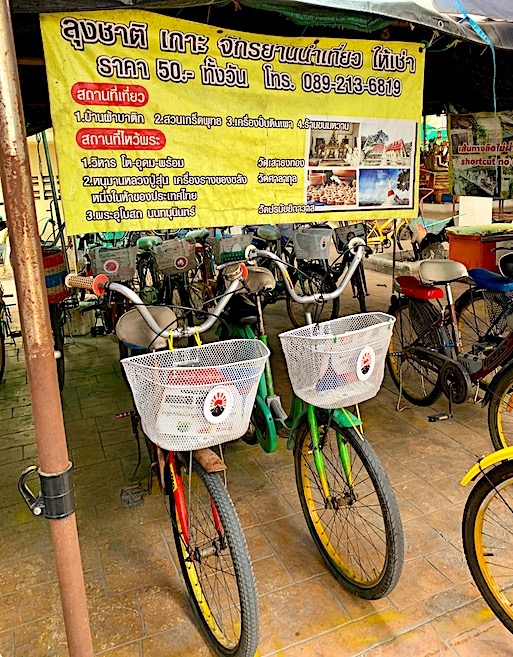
[461,447,513,633]
[364,217,412,252]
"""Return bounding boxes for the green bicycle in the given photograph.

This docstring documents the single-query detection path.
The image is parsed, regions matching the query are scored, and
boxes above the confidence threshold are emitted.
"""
[221,240,404,599]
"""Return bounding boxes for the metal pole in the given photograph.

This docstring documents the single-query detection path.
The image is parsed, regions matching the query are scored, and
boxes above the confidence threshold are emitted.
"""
[0,3,94,657]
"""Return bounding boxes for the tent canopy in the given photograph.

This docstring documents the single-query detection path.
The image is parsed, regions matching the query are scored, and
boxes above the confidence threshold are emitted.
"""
[12,0,513,48]
[10,0,513,134]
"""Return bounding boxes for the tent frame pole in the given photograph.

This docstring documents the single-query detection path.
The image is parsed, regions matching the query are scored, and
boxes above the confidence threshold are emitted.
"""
[0,2,94,656]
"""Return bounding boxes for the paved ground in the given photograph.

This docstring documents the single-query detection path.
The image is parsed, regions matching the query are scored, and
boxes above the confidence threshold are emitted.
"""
[1,257,513,656]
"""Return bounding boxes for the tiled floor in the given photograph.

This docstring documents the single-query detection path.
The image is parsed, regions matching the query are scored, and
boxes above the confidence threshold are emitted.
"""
[1,264,513,656]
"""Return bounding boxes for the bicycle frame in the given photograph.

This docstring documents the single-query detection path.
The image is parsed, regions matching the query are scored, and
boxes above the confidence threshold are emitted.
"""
[365,217,410,250]
[221,241,367,512]
[396,291,513,387]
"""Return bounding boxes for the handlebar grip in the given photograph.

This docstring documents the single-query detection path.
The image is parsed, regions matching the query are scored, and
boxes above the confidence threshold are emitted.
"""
[65,273,109,296]
[65,275,94,290]
[219,250,246,263]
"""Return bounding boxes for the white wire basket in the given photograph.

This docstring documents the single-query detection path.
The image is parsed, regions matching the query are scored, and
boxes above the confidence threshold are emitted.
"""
[207,234,253,264]
[154,238,197,275]
[279,313,395,409]
[121,339,270,450]
[293,228,332,260]
[90,246,137,282]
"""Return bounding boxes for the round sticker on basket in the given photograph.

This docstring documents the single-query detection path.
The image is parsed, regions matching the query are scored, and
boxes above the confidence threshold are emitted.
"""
[103,259,119,274]
[320,236,328,250]
[174,256,188,270]
[356,345,376,381]
[203,386,234,424]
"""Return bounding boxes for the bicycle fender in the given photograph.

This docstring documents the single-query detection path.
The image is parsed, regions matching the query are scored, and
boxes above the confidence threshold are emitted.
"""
[287,408,362,450]
[193,448,227,473]
[461,446,513,486]
[254,394,277,453]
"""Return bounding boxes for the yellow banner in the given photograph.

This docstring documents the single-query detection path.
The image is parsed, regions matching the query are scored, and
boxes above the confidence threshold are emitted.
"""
[40,10,425,234]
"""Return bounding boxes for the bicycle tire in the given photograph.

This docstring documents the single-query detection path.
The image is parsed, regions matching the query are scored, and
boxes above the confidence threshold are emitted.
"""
[386,296,443,406]
[487,366,513,450]
[49,303,65,391]
[294,414,404,599]
[286,263,339,328]
[0,325,4,384]
[169,457,259,657]
[395,224,412,252]
[462,460,513,633]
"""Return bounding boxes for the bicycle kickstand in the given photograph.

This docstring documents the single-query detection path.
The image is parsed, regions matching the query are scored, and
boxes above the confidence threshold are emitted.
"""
[428,382,454,423]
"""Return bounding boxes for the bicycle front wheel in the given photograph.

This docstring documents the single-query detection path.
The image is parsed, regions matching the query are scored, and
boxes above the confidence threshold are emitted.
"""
[294,415,404,599]
[286,264,339,328]
[169,457,259,657]
[463,460,513,633]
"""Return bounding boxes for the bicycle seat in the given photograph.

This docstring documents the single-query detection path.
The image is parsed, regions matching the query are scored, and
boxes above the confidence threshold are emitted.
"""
[395,275,444,300]
[185,228,210,241]
[469,268,513,293]
[238,267,276,294]
[256,225,281,241]
[116,306,177,350]
[137,236,162,250]
[419,259,468,285]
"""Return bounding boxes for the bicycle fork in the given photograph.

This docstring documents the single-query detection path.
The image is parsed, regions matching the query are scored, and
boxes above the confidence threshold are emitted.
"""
[308,406,354,508]
[168,452,225,558]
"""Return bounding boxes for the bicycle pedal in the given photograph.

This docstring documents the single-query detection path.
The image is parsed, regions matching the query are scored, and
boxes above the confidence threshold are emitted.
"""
[120,485,146,508]
[428,412,453,422]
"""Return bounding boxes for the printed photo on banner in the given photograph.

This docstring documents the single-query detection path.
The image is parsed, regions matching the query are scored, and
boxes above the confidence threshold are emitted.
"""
[358,168,411,208]
[360,119,415,167]
[449,111,513,199]
[304,116,415,211]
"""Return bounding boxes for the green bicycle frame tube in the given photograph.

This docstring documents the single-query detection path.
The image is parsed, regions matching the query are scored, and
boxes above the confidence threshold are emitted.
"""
[337,432,353,487]
[307,404,331,500]
[259,334,275,397]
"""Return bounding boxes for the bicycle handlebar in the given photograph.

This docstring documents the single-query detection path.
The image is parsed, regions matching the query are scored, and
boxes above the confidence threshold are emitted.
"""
[244,237,366,305]
[65,266,245,340]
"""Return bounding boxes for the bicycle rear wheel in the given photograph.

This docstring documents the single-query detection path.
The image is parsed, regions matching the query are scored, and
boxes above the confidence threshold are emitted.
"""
[386,296,442,406]
[462,460,513,633]
[286,263,339,328]
[168,457,259,657]
[294,415,404,599]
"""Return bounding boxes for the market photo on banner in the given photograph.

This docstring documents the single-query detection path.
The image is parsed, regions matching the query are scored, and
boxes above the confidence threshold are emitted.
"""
[3,2,513,657]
